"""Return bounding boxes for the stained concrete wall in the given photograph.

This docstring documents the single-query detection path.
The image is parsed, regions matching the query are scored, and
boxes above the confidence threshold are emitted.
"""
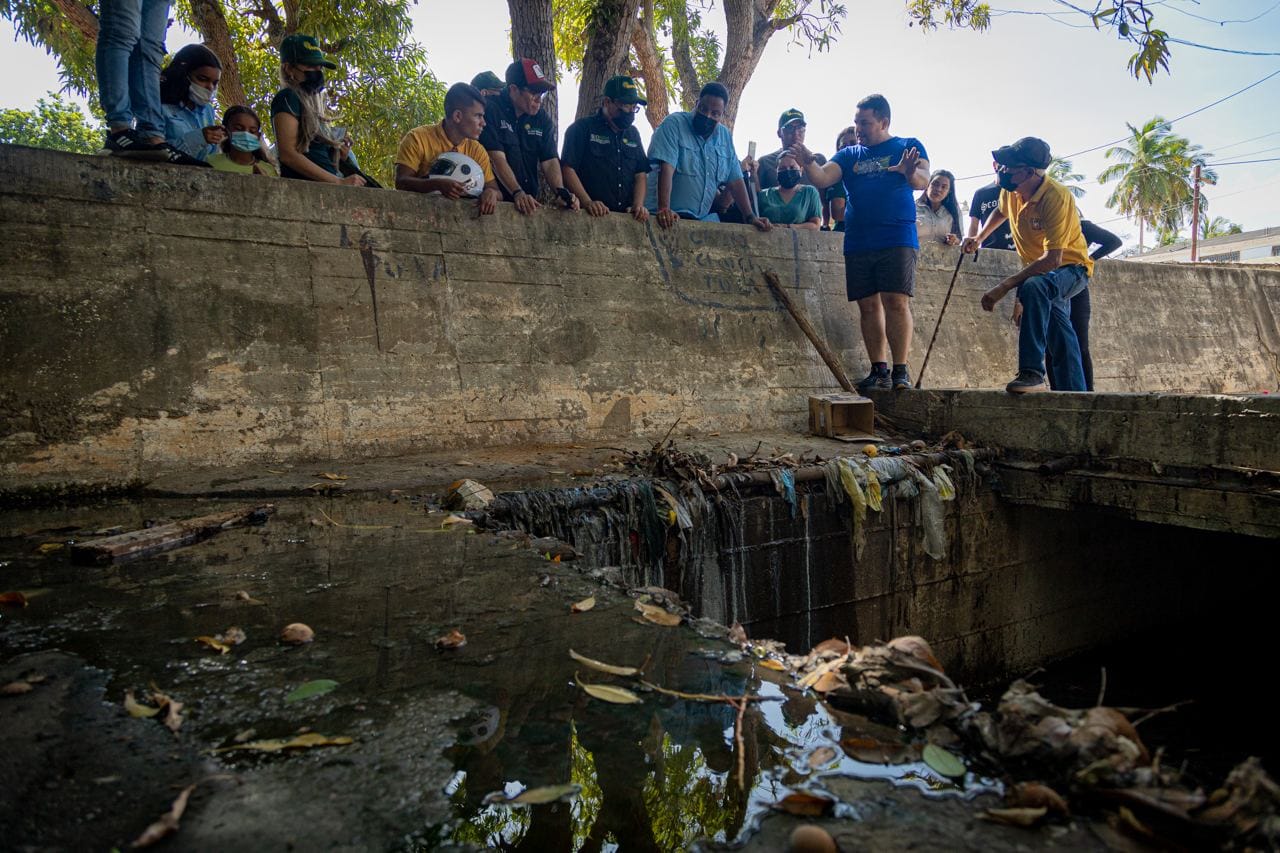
[2,145,1278,494]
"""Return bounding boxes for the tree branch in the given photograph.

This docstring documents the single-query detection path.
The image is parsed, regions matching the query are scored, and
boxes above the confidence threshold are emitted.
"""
[48,0,99,43]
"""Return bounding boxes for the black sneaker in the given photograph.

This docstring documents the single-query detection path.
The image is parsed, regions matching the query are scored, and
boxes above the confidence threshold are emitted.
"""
[103,129,168,159]
[1006,370,1046,394]
[891,365,912,390]
[159,146,212,167]
[856,367,891,393]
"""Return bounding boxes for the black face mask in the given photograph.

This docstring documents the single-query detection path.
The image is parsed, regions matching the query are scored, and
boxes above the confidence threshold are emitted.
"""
[612,108,635,129]
[691,111,717,139]
[997,170,1020,192]
[777,169,802,189]
[300,69,326,94]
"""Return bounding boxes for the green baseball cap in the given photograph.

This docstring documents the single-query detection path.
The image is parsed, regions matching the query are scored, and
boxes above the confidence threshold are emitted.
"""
[777,108,805,128]
[280,34,337,69]
[471,71,504,91]
[603,75,647,105]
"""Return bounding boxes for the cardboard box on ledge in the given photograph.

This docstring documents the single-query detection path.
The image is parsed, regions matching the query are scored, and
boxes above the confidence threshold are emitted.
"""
[808,393,879,443]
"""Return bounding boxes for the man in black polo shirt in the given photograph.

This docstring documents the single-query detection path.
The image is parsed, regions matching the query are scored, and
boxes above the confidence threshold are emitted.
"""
[561,75,650,222]
[479,58,579,214]
[967,169,1015,250]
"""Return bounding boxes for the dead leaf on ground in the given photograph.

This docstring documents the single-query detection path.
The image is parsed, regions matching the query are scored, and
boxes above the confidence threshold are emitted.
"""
[812,638,852,656]
[0,591,29,607]
[758,658,786,672]
[35,543,64,555]
[195,636,231,655]
[1,681,34,696]
[441,514,473,528]
[129,783,196,848]
[235,590,265,605]
[212,732,354,754]
[812,670,845,694]
[728,622,748,645]
[923,743,966,778]
[774,791,834,817]
[982,806,1048,828]
[807,746,838,769]
[280,623,315,645]
[436,629,467,650]
[841,735,910,765]
[125,690,162,718]
[503,783,582,805]
[152,690,184,733]
[576,674,642,705]
[318,472,348,480]
[569,649,639,676]
[1008,782,1070,816]
[570,596,596,613]
[635,600,681,627]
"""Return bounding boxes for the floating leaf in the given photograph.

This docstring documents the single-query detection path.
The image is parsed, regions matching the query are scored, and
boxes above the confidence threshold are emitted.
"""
[195,635,231,655]
[435,629,467,650]
[285,679,339,704]
[570,596,596,613]
[35,543,64,555]
[0,591,29,607]
[982,806,1048,828]
[923,743,966,778]
[635,601,681,627]
[319,472,348,480]
[1,681,33,696]
[569,649,639,677]
[510,783,582,805]
[774,791,834,816]
[280,623,315,645]
[807,746,838,769]
[758,658,786,671]
[840,735,911,765]
[125,690,161,718]
[152,690,184,733]
[212,732,354,754]
[576,675,642,705]
[130,783,196,848]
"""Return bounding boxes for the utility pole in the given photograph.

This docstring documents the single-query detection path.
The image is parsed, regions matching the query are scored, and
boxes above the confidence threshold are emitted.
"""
[1191,164,1201,263]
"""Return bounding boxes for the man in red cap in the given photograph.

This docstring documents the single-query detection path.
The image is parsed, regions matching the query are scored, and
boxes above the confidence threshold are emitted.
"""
[479,58,579,215]
[963,136,1092,393]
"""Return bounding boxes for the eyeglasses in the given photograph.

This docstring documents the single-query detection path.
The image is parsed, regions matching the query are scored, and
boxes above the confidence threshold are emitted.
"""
[609,101,641,114]
[995,164,1031,174]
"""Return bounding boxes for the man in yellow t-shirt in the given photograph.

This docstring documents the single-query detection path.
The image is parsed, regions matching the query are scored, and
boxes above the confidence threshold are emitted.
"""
[395,82,501,215]
[962,137,1091,393]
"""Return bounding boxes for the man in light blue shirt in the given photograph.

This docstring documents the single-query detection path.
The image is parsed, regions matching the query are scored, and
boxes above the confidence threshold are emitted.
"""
[645,82,770,231]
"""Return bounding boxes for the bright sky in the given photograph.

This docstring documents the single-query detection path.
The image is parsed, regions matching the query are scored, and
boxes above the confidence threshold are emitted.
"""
[3,0,1278,248]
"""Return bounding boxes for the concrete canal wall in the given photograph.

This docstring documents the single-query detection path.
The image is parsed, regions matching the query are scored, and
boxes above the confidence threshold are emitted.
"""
[2,144,1278,494]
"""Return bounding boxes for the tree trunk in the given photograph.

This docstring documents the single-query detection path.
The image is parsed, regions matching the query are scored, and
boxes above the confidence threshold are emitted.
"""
[189,0,247,111]
[631,0,669,128]
[668,0,700,112]
[508,0,559,141]
[575,0,643,120]
[717,0,790,129]
[49,0,99,43]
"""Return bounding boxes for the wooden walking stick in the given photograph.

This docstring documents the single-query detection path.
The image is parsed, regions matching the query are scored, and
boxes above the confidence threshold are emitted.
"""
[763,271,854,392]
[915,250,975,390]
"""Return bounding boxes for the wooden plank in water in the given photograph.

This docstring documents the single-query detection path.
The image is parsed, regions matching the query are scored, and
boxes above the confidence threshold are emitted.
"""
[70,505,275,564]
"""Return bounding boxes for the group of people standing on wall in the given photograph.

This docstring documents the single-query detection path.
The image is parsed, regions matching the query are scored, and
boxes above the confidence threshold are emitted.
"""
[93,1,1120,396]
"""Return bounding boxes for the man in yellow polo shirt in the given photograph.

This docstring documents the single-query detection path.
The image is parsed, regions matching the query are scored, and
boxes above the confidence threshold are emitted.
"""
[395,82,502,215]
[962,136,1092,393]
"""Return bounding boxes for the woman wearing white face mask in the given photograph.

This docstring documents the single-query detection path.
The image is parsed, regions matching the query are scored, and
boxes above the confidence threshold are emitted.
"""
[159,44,226,165]
[208,106,279,177]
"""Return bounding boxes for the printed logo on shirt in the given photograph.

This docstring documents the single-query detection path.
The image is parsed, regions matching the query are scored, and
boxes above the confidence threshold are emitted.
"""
[623,138,638,148]
[851,155,892,176]
[523,125,544,138]
[589,133,612,145]
[499,120,514,132]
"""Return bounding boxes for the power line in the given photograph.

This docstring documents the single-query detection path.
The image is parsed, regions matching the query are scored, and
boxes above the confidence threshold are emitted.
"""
[1204,156,1280,166]
[1167,37,1280,56]
[951,66,1280,182]
[1157,0,1280,26]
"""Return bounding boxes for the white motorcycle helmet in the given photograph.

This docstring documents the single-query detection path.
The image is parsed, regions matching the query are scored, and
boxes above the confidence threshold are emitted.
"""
[427,151,484,198]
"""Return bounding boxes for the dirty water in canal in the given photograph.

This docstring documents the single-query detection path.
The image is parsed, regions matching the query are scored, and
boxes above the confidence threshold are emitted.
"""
[0,493,1267,851]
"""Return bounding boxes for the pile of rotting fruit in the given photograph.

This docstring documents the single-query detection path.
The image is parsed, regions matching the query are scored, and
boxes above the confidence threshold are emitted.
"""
[738,633,1280,851]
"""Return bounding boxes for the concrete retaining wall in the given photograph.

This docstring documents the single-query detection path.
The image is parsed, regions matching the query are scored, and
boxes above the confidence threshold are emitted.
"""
[2,145,1278,493]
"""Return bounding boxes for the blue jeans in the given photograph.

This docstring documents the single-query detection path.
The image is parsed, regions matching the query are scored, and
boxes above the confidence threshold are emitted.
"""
[1019,264,1088,392]
[95,0,171,135]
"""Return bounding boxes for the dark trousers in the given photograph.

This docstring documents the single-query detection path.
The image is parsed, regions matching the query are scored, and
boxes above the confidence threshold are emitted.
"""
[1045,287,1093,391]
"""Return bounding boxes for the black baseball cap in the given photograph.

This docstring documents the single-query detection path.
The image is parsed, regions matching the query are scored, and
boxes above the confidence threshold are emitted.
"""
[992,137,1052,169]
[505,58,555,93]
[604,75,646,105]
[777,108,805,129]
[471,71,504,91]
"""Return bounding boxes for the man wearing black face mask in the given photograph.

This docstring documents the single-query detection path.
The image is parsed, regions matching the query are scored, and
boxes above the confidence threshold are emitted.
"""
[561,76,650,222]
[644,82,770,231]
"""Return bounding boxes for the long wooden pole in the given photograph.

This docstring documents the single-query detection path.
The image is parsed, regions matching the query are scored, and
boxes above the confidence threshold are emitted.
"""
[1190,164,1201,263]
[763,271,854,392]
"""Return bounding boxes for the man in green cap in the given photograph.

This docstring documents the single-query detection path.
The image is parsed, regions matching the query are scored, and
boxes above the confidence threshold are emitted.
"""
[560,75,650,221]
[470,71,504,99]
[751,108,823,190]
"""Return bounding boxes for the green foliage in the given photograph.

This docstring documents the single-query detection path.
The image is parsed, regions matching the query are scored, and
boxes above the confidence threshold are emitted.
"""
[905,0,990,31]
[1048,157,1086,199]
[0,1,444,182]
[1098,116,1215,247]
[1200,215,1243,241]
[1089,1,1170,82]
[0,91,102,153]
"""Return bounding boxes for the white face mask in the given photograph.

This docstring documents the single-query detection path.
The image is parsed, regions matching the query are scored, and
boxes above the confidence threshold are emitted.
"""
[188,82,215,106]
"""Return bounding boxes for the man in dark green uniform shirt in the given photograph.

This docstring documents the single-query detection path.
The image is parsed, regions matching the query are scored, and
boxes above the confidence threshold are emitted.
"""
[561,75,650,222]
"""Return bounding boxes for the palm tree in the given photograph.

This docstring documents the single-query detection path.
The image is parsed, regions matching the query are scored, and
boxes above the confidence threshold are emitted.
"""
[1049,157,1086,198]
[1097,116,1216,253]
[1199,215,1243,241]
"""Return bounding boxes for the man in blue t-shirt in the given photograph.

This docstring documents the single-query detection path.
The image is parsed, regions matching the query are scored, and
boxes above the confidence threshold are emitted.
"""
[790,94,929,390]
